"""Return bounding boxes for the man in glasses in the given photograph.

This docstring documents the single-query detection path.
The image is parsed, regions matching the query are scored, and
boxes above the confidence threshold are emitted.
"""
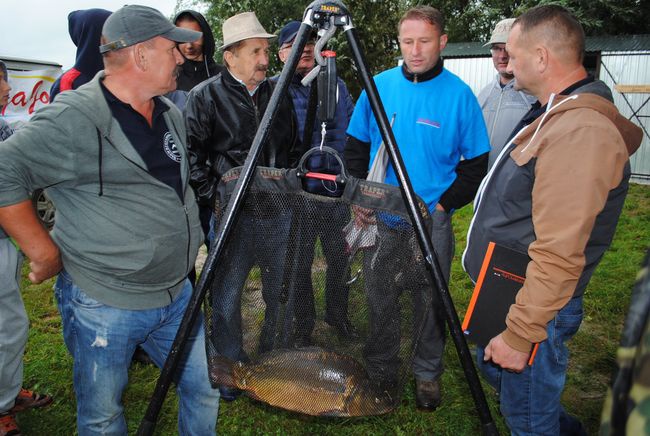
[477,18,535,169]
[274,20,356,347]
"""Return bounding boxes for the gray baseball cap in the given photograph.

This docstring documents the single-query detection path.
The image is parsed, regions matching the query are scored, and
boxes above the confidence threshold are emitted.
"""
[100,5,202,54]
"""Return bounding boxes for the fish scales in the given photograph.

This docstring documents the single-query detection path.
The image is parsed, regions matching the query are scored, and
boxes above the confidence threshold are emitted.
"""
[211,347,396,416]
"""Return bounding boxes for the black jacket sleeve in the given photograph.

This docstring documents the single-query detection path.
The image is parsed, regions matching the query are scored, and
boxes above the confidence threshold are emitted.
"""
[344,135,371,179]
[439,152,488,211]
[185,90,217,206]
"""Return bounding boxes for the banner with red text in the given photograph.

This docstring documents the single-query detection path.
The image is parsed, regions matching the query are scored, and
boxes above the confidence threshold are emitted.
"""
[1,67,62,129]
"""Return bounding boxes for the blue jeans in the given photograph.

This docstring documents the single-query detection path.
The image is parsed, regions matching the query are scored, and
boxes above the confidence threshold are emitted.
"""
[54,271,219,435]
[209,211,291,361]
[477,296,585,435]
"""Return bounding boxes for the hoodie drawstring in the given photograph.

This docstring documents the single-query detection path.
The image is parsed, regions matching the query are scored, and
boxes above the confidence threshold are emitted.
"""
[96,128,104,196]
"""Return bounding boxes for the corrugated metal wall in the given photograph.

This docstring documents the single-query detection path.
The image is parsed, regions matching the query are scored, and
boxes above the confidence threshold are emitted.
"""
[600,52,650,183]
[444,57,494,95]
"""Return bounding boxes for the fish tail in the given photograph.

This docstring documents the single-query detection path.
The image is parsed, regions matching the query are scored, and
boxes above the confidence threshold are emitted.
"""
[209,355,238,388]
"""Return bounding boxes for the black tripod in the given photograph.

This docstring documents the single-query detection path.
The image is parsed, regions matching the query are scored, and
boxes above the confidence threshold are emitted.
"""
[137,1,498,434]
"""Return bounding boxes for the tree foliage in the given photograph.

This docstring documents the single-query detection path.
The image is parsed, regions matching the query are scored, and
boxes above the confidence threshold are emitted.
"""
[182,0,650,97]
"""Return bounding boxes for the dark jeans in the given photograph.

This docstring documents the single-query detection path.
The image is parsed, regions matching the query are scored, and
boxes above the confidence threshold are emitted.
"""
[210,212,291,361]
[477,296,585,435]
[362,209,453,383]
[290,202,351,336]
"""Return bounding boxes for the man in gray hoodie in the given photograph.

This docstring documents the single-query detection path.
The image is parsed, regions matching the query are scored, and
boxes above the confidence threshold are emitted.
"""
[0,6,219,434]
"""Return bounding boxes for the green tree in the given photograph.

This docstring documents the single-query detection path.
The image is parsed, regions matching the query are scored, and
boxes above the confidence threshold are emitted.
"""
[182,0,649,98]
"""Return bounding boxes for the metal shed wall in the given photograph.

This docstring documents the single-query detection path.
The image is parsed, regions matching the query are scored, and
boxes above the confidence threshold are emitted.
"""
[599,51,650,183]
[443,56,493,95]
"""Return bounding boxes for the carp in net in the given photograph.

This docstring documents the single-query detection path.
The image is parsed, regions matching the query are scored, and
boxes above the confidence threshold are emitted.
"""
[205,166,439,417]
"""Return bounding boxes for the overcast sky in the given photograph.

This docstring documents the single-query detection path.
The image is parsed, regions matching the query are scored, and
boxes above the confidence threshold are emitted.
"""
[3,0,202,70]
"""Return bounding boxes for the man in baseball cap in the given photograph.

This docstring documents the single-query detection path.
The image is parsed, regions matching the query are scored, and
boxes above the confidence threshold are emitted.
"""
[99,4,201,53]
[0,4,219,433]
[477,18,535,168]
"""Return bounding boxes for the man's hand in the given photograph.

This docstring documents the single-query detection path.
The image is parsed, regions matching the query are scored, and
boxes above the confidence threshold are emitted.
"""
[28,246,62,283]
[0,199,63,283]
[352,205,376,227]
[483,333,530,372]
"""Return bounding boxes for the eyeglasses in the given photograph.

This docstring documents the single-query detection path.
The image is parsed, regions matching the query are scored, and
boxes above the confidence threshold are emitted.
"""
[281,41,316,51]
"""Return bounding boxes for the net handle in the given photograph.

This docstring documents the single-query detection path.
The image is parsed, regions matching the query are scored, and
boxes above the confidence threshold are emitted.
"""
[296,145,349,184]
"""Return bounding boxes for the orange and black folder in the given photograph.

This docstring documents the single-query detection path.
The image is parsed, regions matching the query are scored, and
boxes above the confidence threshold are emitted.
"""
[462,241,539,364]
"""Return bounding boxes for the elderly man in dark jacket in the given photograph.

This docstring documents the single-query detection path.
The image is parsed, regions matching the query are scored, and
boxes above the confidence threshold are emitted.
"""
[185,11,298,402]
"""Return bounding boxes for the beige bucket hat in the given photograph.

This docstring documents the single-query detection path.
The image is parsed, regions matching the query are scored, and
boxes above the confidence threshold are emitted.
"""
[220,12,275,49]
[483,18,516,47]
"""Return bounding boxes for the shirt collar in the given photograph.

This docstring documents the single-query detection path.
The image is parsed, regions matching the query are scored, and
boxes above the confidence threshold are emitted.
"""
[100,82,168,119]
[400,58,444,83]
[227,68,266,96]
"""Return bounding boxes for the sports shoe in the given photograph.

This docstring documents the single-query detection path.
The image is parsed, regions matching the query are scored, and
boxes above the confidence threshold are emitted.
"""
[0,413,21,436]
[9,389,53,414]
[414,378,441,411]
[219,386,242,402]
[324,317,359,340]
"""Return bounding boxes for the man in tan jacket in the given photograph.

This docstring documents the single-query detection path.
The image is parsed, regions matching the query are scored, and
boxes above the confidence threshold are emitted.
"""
[463,5,642,434]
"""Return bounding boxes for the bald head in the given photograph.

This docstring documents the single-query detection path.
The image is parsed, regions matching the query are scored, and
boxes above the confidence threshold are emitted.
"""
[514,5,585,65]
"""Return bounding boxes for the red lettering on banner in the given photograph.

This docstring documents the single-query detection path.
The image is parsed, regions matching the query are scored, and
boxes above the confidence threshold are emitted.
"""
[8,81,50,115]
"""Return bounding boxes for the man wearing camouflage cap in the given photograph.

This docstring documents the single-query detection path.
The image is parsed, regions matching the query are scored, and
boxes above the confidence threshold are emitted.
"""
[0,5,219,434]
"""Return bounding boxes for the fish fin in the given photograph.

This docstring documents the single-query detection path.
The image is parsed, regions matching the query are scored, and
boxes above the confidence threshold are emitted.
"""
[209,355,238,388]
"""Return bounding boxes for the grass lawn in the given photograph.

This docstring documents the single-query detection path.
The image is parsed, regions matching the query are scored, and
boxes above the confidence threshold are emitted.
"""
[15,183,649,435]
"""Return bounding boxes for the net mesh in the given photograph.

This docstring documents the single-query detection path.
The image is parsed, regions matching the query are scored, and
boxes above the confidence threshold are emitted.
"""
[204,167,435,417]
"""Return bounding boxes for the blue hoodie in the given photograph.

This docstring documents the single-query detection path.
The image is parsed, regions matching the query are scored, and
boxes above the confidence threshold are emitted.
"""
[50,8,111,101]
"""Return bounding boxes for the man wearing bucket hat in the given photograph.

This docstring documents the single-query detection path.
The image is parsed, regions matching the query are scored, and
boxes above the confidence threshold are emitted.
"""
[185,12,297,401]
[477,18,535,168]
[0,5,220,434]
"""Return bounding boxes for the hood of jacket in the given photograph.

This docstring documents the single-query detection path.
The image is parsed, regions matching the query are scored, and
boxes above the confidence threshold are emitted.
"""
[174,10,221,90]
[68,8,111,77]
[513,93,642,160]
[174,10,216,63]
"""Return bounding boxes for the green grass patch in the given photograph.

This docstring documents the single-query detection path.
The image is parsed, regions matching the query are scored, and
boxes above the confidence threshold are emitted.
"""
[14,183,649,434]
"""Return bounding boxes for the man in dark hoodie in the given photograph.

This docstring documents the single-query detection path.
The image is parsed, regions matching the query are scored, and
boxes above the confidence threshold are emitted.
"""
[174,9,224,256]
[174,9,223,92]
[50,8,111,101]
[462,5,642,434]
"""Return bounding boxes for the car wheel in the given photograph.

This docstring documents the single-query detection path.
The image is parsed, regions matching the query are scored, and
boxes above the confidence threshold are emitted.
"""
[32,189,55,229]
